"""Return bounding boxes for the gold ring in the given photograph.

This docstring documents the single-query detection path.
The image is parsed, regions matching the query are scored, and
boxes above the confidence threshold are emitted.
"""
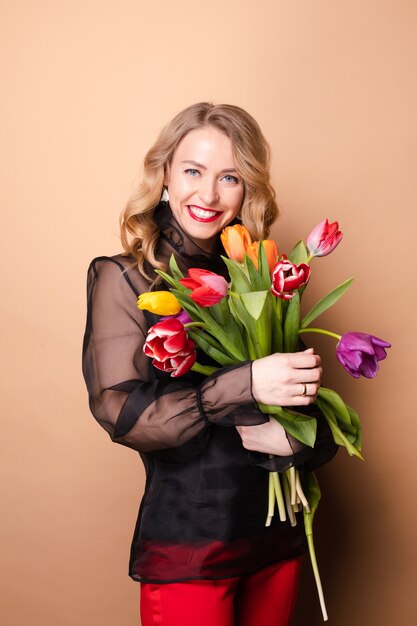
[302,383,307,396]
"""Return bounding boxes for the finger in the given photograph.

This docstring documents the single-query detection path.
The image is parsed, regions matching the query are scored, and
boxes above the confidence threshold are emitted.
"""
[291,368,322,383]
[287,352,321,369]
[292,382,320,398]
[290,394,316,405]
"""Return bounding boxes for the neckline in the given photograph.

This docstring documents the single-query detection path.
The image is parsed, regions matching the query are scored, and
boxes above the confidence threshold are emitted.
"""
[154,200,226,259]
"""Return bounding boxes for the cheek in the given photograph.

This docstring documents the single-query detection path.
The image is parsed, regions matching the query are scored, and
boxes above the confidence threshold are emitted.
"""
[230,187,244,213]
[177,176,197,197]
[169,176,193,201]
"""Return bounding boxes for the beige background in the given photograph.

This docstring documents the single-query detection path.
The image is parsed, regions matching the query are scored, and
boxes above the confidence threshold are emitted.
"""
[1,1,416,624]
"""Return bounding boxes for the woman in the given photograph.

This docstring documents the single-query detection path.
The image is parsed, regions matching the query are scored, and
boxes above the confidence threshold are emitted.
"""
[82,102,337,626]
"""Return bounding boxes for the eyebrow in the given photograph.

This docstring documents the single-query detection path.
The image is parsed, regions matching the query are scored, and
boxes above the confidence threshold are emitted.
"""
[180,160,238,174]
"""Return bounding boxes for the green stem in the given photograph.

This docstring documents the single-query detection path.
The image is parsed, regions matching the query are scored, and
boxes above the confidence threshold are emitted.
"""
[272,472,286,522]
[190,362,219,376]
[276,297,282,322]
[306,253,315,264]
[265,473,275,527]
[298,327,341,341]
[296,471,310,512]
[290,466,296,505]
[305,529,328,621]
[282,472,297,527]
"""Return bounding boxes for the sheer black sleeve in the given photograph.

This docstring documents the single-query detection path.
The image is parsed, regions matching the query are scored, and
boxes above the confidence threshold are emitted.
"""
[82,257,268,460]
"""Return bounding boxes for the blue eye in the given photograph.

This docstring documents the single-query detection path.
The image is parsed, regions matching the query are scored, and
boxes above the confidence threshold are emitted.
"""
[185,168,199,176]
[223,175,239,184]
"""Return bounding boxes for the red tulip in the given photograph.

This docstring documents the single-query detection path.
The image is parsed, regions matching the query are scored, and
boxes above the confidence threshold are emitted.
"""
[179,268,228,307]
[144,318,196,377]
[306,219,343,257]
[271,255,311,300]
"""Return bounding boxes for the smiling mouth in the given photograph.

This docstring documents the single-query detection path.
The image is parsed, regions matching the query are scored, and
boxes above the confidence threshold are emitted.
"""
[187,206,222,222]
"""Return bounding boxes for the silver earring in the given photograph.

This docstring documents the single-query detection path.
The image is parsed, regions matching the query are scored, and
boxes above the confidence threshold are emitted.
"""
[161,187,169,202]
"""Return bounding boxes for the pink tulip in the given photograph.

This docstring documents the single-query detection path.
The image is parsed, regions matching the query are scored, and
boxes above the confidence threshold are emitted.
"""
[307,219,343,257]
[144,318,196,377]
[271,255,311,300]
[179,268,228,307]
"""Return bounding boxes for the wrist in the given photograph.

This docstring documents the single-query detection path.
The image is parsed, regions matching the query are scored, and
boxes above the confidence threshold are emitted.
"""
[250,360,264,403]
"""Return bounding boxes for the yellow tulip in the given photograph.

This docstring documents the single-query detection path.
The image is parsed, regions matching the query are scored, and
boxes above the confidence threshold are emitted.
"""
[246,240,279,274]
[137,291,182,315]
[221,224,252,262]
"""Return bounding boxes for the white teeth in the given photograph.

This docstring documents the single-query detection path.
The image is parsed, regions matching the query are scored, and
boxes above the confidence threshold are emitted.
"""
[189,206,218,219]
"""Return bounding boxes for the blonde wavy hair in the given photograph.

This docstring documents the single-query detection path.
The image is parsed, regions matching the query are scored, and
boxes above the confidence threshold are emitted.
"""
[120,102,279,279]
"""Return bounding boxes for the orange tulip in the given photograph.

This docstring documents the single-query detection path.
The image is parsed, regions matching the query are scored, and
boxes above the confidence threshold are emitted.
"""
[246,240,279,274]
[220,224,252,262]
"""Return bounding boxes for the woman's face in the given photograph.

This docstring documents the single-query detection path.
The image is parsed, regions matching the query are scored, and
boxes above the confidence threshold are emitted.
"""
[164,126,244,250]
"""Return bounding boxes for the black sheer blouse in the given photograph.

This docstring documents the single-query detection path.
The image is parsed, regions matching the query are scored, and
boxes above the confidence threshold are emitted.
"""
[82,201,338,583]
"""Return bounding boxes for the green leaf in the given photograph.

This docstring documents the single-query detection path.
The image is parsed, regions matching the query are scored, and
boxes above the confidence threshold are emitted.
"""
[274,413,317,447]
[169,290,245,360]
[288,240,308,265]
[170,290,207,321]
[317,387,352,427]
[317,389,362,449]
[209,298,248,358]
[302,471,321,535]
[168,254,184,280]
[240,290,269,320]
[209,299,226,325]
[243,330,259,360]
[155,269,186,291]
[252,294,272,356]
[315,398,364,459]
[347,403,362,451]
[301,277,354,329]
[229,296,265,358]
[221,256,251,293]
[191,362,218,376]
[339,421,358,437]
[260,404,317,447]
[187,330,236,366]
[244,255,265,291]
[187,326,225,351]
[283,291,300,352]
[229,291,273,357]
[257,241,273,289]
[271,297,284,353]
[229,295,254,329]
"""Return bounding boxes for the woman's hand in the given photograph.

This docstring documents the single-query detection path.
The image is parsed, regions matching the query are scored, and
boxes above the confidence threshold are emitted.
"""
[237,347,322,456]
[251,347,322,406]
[236,418,294,456]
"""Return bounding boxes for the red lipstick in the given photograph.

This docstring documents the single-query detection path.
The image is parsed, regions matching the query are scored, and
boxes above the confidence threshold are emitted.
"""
[187,206,221,223]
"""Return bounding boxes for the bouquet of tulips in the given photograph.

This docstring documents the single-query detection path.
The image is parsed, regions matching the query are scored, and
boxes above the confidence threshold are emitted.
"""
[138,218,391,621]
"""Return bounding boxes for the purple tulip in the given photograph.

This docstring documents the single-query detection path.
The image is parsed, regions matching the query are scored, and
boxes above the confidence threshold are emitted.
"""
[160,310,193,325]
[336,332,391,378]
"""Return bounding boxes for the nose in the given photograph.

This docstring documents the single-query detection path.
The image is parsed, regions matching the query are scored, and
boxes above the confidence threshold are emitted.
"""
[197,179,219,207]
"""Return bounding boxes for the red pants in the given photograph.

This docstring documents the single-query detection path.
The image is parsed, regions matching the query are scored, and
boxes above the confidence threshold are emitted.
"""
[140,557,301,626]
